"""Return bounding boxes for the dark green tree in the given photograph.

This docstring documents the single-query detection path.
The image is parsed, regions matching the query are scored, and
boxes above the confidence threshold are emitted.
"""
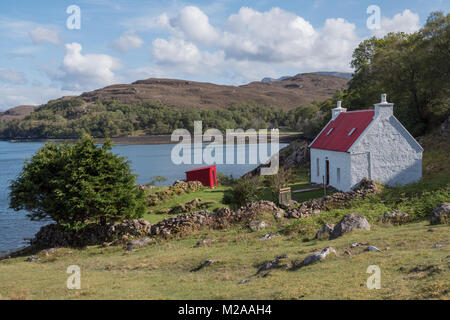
[9,135,146,229]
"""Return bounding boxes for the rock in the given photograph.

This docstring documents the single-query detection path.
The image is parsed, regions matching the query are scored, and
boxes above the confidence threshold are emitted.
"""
[194,238,215,248]
[350,242,360,248]
[279,200,298,210]
[381,210,411,224]
[440,115,450,135]
[273,209,285,220]
[429,203,450,225]
[344,250,352,256]
[259,234,278,241]
[277,254,289,260]
[284,179,378,219]
[257,258,280,274]
[432,242,450,248]
[238,279,253,285]
[296,247,337,268]
[190,260,217,272]
[248,221,266,231]
[329,213,371,239]
[25,255,40,262]
[364,245,381,252]
[126,237,152,249]
[149,201,283,238]
[315,223,335,240]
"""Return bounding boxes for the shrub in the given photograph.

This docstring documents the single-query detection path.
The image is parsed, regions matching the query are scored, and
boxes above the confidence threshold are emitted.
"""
[264,167,293,203]
[223,177,263,208]
[217,172,236,186]
[9,135,146,229]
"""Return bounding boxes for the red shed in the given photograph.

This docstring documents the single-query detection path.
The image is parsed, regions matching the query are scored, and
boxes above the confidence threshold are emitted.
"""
[185,165,217,188]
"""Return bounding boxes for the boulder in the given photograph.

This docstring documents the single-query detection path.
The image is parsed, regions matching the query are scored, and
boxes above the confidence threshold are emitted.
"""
[294,247,337,268]
[429,203,450,225]
[329,213,371,239]
[257,258,280,274]
[248,221,267,231]
[194,238,215,248]
[190,260,218,272]
[381,210,411,224]
[364,245,381,252]
[315,223,335,240]
[126,237,152,249]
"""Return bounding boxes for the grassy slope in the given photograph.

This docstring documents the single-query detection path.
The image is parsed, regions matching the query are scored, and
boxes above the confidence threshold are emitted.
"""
[0,132,449,300]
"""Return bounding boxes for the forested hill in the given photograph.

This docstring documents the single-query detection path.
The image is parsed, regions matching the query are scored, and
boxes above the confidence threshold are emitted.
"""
[0,73,348,139]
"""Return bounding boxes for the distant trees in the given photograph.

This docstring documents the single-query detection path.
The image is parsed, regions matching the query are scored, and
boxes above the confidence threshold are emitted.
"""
[9,135,146,229]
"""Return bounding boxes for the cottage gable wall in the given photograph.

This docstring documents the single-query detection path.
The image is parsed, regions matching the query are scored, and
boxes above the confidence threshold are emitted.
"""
[349,115,422,186]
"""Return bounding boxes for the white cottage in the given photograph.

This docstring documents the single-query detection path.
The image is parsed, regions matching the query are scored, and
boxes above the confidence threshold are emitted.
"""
[309,94,423,191]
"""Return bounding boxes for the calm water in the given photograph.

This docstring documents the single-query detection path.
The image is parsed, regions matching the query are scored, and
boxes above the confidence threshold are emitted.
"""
[0,141,284,254]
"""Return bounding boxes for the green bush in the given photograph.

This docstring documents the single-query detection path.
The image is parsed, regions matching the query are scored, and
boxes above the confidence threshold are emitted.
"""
[223,177,263,208]
[9,135,146,229]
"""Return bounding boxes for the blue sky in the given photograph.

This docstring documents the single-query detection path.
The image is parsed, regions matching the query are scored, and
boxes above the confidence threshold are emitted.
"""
[0,0,448,110]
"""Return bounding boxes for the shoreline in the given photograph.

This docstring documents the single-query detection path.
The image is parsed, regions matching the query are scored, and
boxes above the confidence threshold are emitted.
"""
[0,133,305,145]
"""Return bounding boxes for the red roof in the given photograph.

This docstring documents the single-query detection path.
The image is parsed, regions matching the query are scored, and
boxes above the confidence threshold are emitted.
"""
[310,110,374,152]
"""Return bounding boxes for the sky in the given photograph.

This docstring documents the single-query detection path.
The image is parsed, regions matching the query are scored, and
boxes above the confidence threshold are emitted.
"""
[0,0,448,110]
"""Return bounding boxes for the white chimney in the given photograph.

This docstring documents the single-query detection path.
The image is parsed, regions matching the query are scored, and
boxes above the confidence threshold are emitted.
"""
[374,93,393,118]
[331,100,346,120]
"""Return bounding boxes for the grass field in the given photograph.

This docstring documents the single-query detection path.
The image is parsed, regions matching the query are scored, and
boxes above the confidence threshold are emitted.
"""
[0,131,448,300]
[0,221,448,300]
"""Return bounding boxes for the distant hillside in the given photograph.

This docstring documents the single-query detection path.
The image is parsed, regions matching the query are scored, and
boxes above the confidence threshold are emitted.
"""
[0,105,37,122]
[261,72,352,83]
[0,73,348,139]
[313,72,353,79]
[60,72,348,111]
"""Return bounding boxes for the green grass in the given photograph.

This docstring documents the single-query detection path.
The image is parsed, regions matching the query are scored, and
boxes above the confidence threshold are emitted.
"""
[144,185,231,224]
[0,221,448,299]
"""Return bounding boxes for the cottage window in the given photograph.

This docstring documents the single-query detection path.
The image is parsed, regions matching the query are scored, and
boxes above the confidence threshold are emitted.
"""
[316,158,319,176]
[337,168,341,184]
[348,128,356,136]
[326,128,334,135]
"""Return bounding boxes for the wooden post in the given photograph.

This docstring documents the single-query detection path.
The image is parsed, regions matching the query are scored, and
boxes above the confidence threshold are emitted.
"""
[278,187,292,206]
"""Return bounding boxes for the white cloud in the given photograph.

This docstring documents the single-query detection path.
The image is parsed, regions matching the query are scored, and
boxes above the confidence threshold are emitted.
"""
[110,31,144,53]
[0,68,27,85]
[167,6,220,45]
[0,17,62,45]
[151,38,226,76]
[29,26,63,45]
[150,6,361,82]
[152,38,202,64]
[0,87,80,111]
[52,42,122,91]
[372,9,420,38]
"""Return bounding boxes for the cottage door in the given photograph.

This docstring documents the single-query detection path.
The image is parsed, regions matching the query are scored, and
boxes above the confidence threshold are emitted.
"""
[325,160,330,185]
